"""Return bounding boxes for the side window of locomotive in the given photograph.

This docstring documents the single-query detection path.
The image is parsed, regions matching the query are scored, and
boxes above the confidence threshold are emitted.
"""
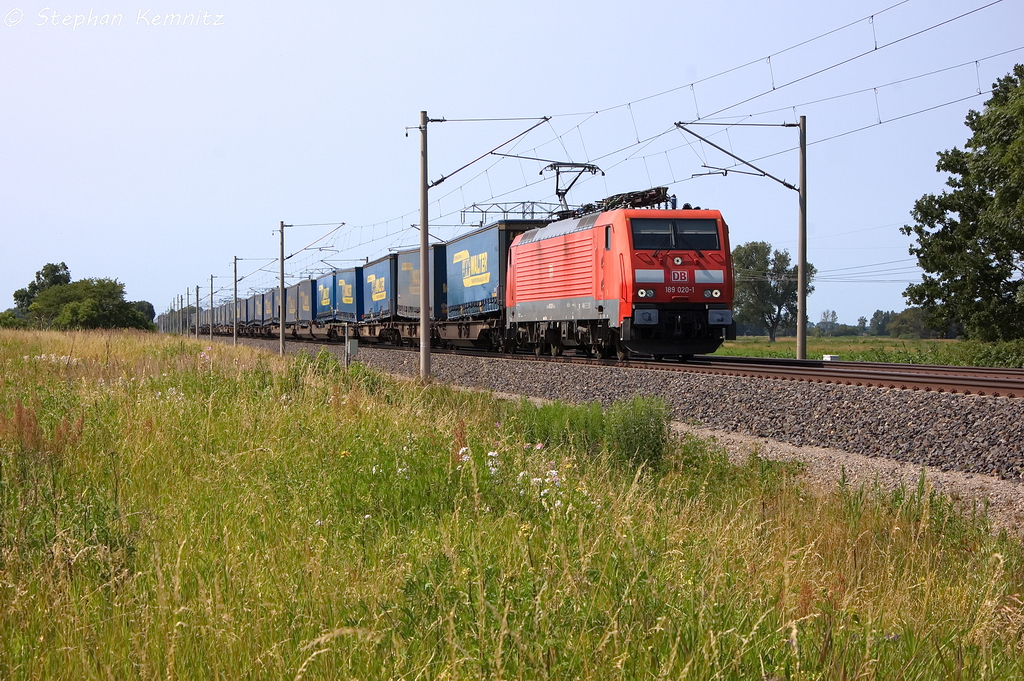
[604,225,611,250]
[630,218,720,251]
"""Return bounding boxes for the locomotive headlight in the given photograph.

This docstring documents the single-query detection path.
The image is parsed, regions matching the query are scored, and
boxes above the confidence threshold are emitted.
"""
[703,289,712,298]
[673,256,683,266]
[638,289,646,298]
[646,289,655,298]
[712,289,721,298]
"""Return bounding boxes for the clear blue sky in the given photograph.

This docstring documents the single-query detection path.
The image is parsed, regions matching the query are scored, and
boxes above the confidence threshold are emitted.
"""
[3,0,1022,326]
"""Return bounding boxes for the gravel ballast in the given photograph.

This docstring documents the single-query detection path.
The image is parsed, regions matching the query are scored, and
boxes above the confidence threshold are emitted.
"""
[348,347,1024,480]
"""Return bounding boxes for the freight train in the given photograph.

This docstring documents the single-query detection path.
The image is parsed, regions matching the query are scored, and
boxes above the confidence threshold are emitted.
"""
[164,188,736,360]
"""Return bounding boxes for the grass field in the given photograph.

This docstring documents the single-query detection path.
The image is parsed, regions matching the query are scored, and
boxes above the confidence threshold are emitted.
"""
[2,329,1024,678]
[717,335,1024,367]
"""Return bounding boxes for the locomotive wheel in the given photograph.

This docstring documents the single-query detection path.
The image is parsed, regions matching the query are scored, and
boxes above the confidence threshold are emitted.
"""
[593,344,614,360]
[615,343,630,361]
[677,354,694,362]
[653,354,665,362]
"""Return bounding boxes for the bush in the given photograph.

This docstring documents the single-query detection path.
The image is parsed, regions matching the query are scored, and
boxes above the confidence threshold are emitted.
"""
[604,396,670,470]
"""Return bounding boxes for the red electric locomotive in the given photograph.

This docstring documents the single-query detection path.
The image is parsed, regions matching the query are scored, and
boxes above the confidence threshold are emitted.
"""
[506,202,735,360]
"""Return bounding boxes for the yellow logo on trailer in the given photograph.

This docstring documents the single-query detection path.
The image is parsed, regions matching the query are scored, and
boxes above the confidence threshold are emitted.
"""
[368,274,387,302]
[457,251,489,287]
[319,283,331,307]
[337,278,354,305]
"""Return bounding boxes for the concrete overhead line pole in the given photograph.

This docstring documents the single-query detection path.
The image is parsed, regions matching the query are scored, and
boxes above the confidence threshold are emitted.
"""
[419,110,431,382]
[233,257,238,346]
[797,116,808,362]
[674,117,809,359]
[209,275,214,344]
[185,288,190,336]
[195,285,200,339]
[279,221,286,357]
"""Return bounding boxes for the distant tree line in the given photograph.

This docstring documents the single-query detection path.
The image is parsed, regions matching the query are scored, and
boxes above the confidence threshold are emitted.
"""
[1,262,155,331]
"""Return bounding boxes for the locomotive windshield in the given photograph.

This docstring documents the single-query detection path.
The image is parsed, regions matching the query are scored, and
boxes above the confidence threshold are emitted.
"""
[630,218,720,251]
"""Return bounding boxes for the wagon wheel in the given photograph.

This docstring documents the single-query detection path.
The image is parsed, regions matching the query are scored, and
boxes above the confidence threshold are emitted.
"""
[593,344,614,360]
[549,340,564,357]
[653,354,665,362]
[534,343,546,357]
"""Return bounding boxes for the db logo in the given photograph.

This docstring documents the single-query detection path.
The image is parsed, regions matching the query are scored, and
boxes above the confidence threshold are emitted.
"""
[671,271,689,282]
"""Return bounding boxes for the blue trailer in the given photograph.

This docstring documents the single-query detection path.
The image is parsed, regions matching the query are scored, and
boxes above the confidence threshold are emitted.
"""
[361,255,397,321]
[397,246,447,320]
[438,219,546,348]
[316,273,336,321]
[334,267,363,323]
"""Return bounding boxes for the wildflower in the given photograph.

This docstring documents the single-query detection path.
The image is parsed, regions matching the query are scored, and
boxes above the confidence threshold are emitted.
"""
[457,447,470,463]
[340,450,351,457]
[530,478,542,487]
[534,442,544,450]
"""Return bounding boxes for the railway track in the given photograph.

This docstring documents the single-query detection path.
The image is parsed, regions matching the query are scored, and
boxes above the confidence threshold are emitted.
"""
[623,355,1024,398]
[236,335,1024,399]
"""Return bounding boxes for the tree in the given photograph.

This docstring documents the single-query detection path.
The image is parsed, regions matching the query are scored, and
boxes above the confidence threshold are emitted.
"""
[818,309,838,336]
[732,241,816,342]
[29,279,153,330]
[888,307,942,339]
[869,309,894,336]
[857,316,868,334]
[901,65,1024,341]
[13,262,71,311]
[0,310,28,329]
[132,300,156,323]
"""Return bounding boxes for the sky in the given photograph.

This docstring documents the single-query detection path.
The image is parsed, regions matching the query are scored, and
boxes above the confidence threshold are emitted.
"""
[2,0,1022,326]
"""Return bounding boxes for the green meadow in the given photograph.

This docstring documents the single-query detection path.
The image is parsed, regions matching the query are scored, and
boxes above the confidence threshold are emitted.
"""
[2,329,1024,679]
[717,335,1024,367]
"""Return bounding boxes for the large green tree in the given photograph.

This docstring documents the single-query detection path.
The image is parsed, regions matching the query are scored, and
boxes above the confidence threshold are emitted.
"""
[29,279,153,330]
[732,241,816,342]
[901,64,1024,341]
[13,262,71,311]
